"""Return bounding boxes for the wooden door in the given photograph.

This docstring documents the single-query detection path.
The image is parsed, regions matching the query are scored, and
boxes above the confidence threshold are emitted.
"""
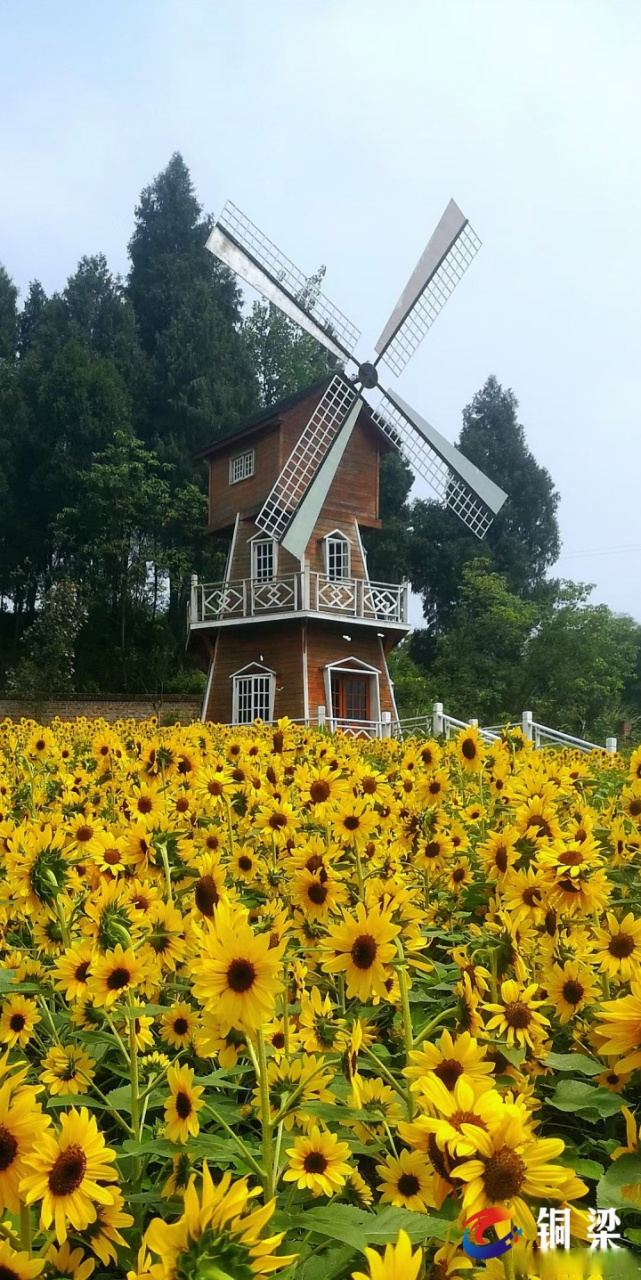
[331,674,370,725]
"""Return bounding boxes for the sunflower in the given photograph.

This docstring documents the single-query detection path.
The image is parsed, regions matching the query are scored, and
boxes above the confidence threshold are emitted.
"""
[544,960,599,1024]
[0,1239,44,1280]
[592,911,641,983]
[283,1125,352,1197]
[402,1074,504,1158]
[128,783,164,824]
[88,945,149,1009]
[514,795,562,844]
[414,830,454,874]
[405,1029,494,1092]
[479,828,519,880]
[290,868,347,919]
[66,815,105,858]
[447,858,473,895]
[417,768,451,806]
[484,979,550,1050]
[501,867,550,927]
[255,798,300,848]
[254,1054,335,1130]
[143,1164,296,1277]
[20,1106,118,1243]
[46,1242,94,1280]
[196,1013,246,1069]
[592,986,641,1072]
[144,899,186,972]
[160,1002,200,1050]
[351,1230,422,1280]
[298,986,345,1053]
[294,763,349,813]
[164,1064,205,1144]
[91,832,131,877]
[347,1076,404,1144]
[376,1148,434,1212]
[453,1118,583,1238]
[162,1150,194,1200]
[191,856,228,919]
[330,798,379,849]
[84,1186,135,1264]
[610,1106,641,1206]
[323,903,399,1001]
[0,996,40,1048]
[191,906,284,1031]
[231,845,263,882]
[40,1046,95,1096]
[0,1079,51,1214]
[455,726,486,775]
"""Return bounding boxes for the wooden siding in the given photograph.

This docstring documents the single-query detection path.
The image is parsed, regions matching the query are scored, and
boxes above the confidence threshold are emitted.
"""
[207,426,281,533]
[305,625,396,718]
[204,622,304,723]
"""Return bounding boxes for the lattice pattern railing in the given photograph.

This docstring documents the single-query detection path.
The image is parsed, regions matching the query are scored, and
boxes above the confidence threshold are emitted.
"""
[191,575,407,625]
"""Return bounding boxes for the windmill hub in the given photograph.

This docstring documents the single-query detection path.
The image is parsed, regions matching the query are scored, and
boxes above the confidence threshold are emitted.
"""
[357,361,378,390]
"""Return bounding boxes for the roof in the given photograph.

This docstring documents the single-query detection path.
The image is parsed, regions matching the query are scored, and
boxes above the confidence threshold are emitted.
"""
[196,377,333,460]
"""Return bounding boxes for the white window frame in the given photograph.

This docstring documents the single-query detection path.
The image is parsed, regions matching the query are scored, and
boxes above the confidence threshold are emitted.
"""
[229,450,255,485]
[324,531,350,581]
[251,537,277,583]
[323,657,381,729]
[231,663,275,725]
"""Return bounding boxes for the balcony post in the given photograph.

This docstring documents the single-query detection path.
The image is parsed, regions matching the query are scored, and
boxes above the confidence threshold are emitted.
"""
[302,561,310,610]
[433,701,445,737]
[606,736,617,755]
[190,574,199,623]
[401,580,410,625]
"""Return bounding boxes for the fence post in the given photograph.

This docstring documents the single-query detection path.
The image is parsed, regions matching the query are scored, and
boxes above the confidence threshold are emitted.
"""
[381,710,391,738]
[522,710,533,742]
[470,718,479,728]
[605,737,617,755]
[190,574,199,624]
[317,705,326,731]
[433,701,444,737]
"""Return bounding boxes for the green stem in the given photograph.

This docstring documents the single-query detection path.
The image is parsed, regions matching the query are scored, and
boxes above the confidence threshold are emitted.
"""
[255,1029,275,1200]
[355,847,364,899]
[395,939,415,1119]
[19,1202,31,1255]
[128,999,142,1224]
[281,963,290,1056]
[159,843,173,903]
[412,1006,456,1050]
[489,947,499,1004]
[225,797,235,857]
[56,898,70,949]
[203,1103,264,1180]
[361,1045,408,1105]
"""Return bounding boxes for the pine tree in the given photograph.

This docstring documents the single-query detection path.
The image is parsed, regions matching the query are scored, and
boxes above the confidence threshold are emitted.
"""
[0,265,18,361]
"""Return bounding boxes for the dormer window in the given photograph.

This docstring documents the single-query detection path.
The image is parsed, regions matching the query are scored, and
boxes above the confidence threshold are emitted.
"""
[229,450,255,484]
[325,532,350,580]
[251,537,276,583]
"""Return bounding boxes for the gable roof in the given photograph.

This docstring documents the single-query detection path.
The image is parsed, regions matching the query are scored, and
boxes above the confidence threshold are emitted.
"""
[196,377,333,460]
[196,376,393,461]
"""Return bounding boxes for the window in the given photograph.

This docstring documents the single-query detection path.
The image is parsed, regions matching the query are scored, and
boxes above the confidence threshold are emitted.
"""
[325,533,350,580]
[252,538,275,582]
[229,450,255,484]
[233,672,273,724]
[331,675,369,721]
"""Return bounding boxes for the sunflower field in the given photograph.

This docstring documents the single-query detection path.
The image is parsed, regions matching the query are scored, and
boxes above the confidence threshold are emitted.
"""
[0,716,640,1280]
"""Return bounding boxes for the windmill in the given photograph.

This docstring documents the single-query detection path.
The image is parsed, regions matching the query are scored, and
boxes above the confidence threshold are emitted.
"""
[189,199,507,730]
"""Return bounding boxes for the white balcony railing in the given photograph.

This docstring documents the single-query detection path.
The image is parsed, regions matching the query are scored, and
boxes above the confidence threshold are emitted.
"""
[189,572,409,627]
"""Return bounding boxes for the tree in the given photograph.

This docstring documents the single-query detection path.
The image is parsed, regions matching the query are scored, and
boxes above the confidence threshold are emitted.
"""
[7,580,86,701]
[429,560,536,723]
[243,300,337,406]
[127,153,257,464]
[387,641,437,719]
[407,376,560,630]
[0,265,18,361]
[361,451,413,584]
[523,583,640,740]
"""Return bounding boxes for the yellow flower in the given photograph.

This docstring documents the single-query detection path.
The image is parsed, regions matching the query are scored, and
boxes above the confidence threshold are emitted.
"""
[544,960,599,1024]
[405,1029,494,1092]
[0,1238,44,1280]
[191,906,284,1031]
[53,944,93,1003]
[46,1241,94,1280]
[592,911,641,983]
[351,1230,422,1280]
[0,996,40,1049]
[323,903,399,1001]
[40,1046,95,1096]
[160,1002,200,1050]
[0,1078,51,1213]
[484,979,550,1050]
[330,797,379,849]
[376,1148,434,1211]
[283,1125,352,1196]
[163,1064,205,1144]
[89,945,149,1009]
[593,984,641,1072]
[20,1106,118,1243]
[143,1163,296,1276]
[455,726,486,774]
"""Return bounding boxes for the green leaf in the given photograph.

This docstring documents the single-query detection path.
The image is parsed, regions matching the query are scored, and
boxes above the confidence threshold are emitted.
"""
[290,1204,458,1252]
[544,1052,603,1076]
[557,1154,604,1180]
[46,1095,107,1111]
[601,1154,641,1189]
[548,1080,624,1120]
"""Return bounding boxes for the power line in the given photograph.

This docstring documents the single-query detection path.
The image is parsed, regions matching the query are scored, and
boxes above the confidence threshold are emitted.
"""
[557,542,641,561]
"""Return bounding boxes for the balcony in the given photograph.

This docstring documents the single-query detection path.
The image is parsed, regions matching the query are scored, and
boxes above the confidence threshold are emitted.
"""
[189,572,409,629]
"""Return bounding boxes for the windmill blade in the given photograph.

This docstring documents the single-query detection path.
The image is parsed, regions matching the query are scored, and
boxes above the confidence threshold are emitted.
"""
[206,202,360,361]
[372,388,507,539]
[374,200,481,376]
[256,375,360,542]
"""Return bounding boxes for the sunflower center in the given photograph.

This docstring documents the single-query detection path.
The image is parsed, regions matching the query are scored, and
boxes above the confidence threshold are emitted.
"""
[238,856,253,872]
[450,1108,487,1132]
[272,1032,285,1050]
[207,780,224,796]
[106,966,131,990]
[303,1151,328,1174]
[424,841,441,859]
[629,799,641,817]
[504,1001,532,1029]
[227,959,256,993]
[76,826,93,843]
[562,980,585,1006]
[343,816,360,832]
[103,848,121,865]
[427,1133,454,1182]
[397,1172,420,1197]
[452,867,466,883]
[434,1059,464,1091]
[269,813,287,830]
[9,1014,25,1032]
[137,798,153,814]
[175,1091,192,1120]
[461,739,477,760]
[0,1126,18,1171]
[609,933,635,958]
[307,882,328,905]
[310,781,330,804]
[559,849,583,866]
[495,848,508,873]
[482,1148,526,1201]
[522,887,541,907]
[350,934,377,969]
[195,876,219,917]
[48,1144,87,1196]
[173,1018,189,1036]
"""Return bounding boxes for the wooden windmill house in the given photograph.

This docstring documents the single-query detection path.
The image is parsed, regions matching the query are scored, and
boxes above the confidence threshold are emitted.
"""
[188,201,507,732]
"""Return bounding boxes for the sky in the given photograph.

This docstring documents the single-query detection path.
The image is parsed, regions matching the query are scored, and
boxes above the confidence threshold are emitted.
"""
[2,0,641,628]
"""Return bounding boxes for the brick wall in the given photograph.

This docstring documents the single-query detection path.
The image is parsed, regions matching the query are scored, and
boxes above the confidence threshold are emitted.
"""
[0,696,203,725]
